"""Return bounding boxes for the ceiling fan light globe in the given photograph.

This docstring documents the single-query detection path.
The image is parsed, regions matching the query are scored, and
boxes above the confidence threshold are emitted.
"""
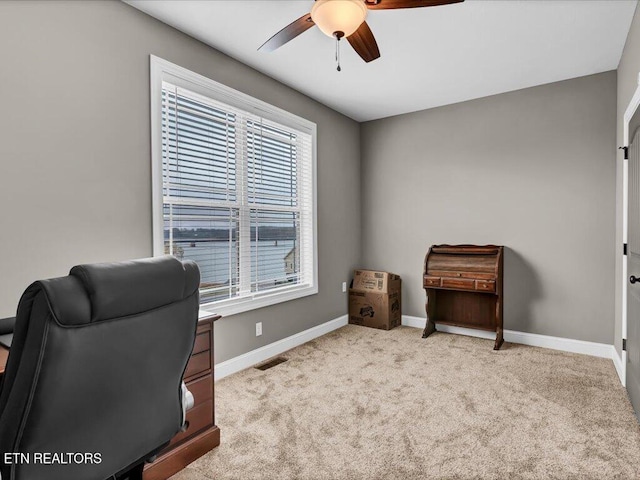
[311,0,368,38]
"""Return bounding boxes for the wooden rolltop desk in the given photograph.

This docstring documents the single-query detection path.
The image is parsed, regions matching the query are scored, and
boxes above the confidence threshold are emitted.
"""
[422,245,504,350]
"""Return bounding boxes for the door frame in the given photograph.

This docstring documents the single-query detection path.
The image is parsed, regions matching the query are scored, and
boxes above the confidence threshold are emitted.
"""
[622,73,640,387]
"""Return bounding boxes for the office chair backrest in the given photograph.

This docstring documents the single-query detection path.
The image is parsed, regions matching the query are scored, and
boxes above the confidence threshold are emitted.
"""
[0,256,200,480]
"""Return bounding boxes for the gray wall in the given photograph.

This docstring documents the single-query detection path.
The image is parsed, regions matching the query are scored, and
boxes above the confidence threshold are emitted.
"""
[361,72,617,344]
[0,1,361,363]
[616,4,640,357]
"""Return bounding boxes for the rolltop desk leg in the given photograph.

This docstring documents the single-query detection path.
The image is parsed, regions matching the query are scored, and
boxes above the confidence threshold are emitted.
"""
[422,290,437,338]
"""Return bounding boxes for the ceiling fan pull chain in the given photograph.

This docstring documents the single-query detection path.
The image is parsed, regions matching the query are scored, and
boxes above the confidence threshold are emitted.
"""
[335,34,341,72]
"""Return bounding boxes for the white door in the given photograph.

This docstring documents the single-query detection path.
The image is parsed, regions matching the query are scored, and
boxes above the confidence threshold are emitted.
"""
[627,126,640,417]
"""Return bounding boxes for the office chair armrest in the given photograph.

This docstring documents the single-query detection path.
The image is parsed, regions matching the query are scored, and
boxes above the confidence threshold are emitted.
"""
[180,382,194,430]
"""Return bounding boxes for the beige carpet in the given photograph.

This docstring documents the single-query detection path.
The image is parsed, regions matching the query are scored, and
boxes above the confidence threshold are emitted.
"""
[171,325,640,480]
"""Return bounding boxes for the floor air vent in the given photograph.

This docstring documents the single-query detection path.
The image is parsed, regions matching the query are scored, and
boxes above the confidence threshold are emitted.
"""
[255,357,288,371]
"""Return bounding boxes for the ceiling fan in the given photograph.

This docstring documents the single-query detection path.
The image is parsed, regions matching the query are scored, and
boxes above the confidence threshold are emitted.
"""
[258,0,465,70]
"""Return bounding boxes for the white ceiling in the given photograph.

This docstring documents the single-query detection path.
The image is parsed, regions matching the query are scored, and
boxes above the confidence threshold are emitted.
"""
[127,0,637,122]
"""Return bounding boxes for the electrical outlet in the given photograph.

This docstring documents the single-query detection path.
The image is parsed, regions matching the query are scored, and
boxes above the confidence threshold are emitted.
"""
[342,281,347,293]
[256,322,262,337]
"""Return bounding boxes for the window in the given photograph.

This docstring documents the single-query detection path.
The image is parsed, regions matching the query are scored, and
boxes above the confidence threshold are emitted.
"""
[150,57,317,316]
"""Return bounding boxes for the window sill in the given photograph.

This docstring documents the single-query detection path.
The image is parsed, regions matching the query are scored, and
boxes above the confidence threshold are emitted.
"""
[199,283,318,318]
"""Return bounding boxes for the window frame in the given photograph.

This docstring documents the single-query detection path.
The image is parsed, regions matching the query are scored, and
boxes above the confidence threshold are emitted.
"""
[150,56,318,317]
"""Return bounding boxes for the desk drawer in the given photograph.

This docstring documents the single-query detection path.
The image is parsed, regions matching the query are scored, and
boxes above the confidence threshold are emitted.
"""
[424,276,441,288]
[475,280,496,292]
[188,375,213,406]
[192,331,210,355]
[185,351,211,380]
[441,277,475,290]
[168,400,213,448]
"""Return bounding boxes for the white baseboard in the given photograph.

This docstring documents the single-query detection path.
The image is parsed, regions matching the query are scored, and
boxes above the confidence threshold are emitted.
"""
[213,314,624,385]
[214,315,348,381]
[503,329,613,359]
[612,348,626,386]
[403,314,615,361]
[402,315,432,330]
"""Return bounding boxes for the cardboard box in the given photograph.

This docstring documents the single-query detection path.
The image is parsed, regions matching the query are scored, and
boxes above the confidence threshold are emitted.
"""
[349,270,401,330]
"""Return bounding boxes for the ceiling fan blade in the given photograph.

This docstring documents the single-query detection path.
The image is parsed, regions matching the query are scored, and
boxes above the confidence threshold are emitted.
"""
[258,14,315,52]
[365,0,464,10]
[347,22,380,63]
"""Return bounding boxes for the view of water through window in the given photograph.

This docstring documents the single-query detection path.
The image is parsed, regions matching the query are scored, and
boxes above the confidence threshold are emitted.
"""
[160,78,311,308]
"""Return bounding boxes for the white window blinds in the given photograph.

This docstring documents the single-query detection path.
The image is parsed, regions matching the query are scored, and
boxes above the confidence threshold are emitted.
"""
[160,81,315,308]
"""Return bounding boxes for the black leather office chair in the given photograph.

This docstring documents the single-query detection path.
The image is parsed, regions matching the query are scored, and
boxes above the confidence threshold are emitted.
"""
[0,256,200,480]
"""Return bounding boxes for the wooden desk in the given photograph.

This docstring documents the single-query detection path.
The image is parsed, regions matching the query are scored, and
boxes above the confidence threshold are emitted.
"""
[422,244,504,350]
